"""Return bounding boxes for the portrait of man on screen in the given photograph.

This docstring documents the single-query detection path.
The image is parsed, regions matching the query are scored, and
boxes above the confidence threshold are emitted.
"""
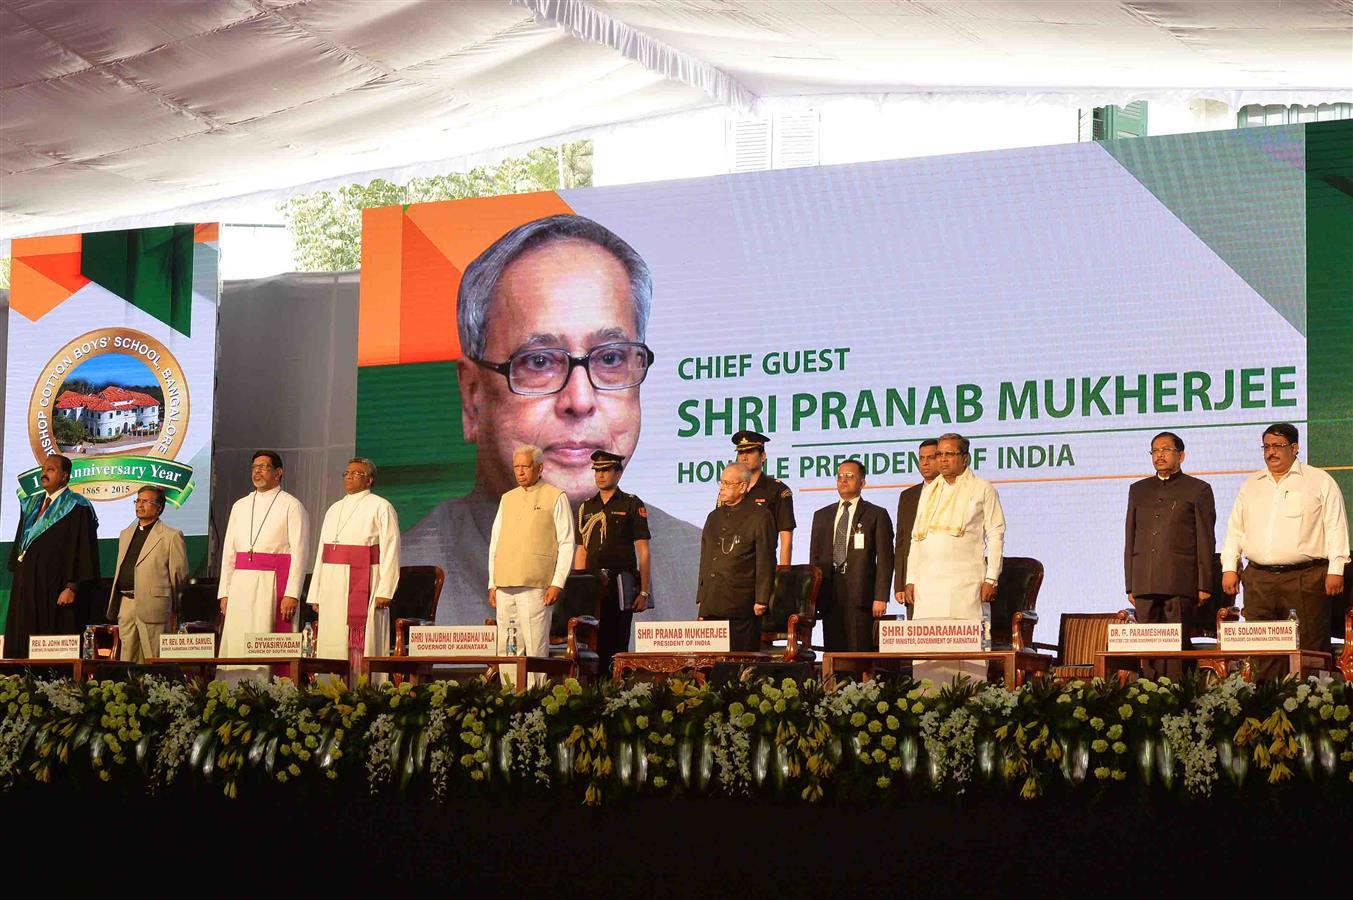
[401,214,700,626]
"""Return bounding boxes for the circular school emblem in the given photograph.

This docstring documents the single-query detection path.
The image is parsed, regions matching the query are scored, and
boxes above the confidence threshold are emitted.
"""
[25,328,194,503]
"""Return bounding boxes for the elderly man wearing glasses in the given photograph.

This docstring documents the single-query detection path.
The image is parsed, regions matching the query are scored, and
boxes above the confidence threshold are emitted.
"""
[402,214,701,628]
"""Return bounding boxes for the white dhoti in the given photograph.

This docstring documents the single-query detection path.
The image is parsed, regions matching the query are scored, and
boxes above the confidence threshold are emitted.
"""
[494,586,554,688]
[905,473,1006,689]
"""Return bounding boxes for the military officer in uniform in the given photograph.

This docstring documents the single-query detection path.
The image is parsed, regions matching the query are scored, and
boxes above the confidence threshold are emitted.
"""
[698,462,777,651]
[733,430,796,564]
[574,450,653,675]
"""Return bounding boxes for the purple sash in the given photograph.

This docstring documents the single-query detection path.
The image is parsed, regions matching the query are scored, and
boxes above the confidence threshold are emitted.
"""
[322,543,380,650]
[234,551,292,632]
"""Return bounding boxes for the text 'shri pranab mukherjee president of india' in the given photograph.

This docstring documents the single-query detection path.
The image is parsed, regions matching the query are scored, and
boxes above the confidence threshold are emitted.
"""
[402,214,701,625]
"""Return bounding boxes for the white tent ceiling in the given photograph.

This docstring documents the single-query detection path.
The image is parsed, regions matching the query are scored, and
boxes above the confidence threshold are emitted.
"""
[2,0,1349,240]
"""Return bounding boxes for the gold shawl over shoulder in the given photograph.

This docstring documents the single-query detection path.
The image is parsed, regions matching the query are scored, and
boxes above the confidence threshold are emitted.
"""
[912,468,976,541]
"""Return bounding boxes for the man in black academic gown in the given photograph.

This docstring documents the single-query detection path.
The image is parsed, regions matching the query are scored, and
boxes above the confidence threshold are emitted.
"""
[697,462,776,652]
[4,454,100,658]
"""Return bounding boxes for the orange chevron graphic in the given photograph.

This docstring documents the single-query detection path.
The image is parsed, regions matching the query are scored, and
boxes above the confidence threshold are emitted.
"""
[9,233,89,321]
[358,192,574,366]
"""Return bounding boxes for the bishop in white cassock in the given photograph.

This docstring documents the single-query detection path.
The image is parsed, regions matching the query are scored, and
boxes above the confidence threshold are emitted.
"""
[308,458,400,676]
[904,434,1006,685]
[218,451,310,680]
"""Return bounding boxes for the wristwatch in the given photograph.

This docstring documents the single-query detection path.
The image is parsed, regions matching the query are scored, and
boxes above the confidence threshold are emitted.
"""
[637,590,650,599]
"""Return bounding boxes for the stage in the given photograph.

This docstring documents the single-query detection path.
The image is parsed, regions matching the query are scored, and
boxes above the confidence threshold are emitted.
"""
[6,782,1346,894]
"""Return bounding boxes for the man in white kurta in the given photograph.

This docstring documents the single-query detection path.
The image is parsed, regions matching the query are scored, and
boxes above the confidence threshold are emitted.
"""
[488,446,575,687]
[308,458,400,677]
[218,451,310,680]
[905,433,1006,684]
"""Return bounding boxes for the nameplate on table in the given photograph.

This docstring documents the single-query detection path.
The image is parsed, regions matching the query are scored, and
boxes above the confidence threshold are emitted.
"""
[634,621,730,653]
[242,633,303,657]
[28,634,81,659]
[408,626,497,657]
[1219,620,1298,652]
[158,633,218,659]
[1106,623,1183,653]
[879,619,983,654]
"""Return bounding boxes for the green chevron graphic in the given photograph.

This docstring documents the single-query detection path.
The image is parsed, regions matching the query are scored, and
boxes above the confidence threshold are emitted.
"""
[81,224,195,336]
[1099,125,1307,335]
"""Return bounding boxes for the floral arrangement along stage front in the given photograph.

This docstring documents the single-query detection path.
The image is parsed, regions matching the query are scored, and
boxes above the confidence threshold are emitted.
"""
[2,672,1350,805]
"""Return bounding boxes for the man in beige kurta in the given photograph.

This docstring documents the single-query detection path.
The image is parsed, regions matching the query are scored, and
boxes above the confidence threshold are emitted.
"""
[488,446,575,686]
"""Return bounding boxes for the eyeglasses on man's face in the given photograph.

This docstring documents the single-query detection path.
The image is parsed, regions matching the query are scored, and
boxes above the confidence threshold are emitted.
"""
[934,451,964,459]
[1261,442,1293,452]
[473,341,654,396]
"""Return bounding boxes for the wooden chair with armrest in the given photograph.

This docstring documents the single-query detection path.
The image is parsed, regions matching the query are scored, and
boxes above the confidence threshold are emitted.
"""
[988,557,1043,681]
[1030,611,1128,681]
[1186,553,1228,650]
[88,624,121,661]
[174,576,222,639]
[760,564,822,663]
[389,565,444,656]
[485,570,602,683]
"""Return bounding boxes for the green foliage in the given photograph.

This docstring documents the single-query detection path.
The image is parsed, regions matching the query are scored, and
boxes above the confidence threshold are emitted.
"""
[280,141,593,272]
[59,377,95,396]
[53,415,87,445]
[5,672,1351,803]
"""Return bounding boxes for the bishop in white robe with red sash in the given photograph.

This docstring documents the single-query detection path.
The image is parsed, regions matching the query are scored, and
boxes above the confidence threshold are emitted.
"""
[308,460,400,676]
[218,452,310,680]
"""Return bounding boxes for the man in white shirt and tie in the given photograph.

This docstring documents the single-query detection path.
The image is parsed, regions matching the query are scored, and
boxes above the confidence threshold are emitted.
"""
[1221,423,1350,677]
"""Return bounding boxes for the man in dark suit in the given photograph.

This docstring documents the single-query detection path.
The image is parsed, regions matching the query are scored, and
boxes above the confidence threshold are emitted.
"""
[1125,431,1217,678]
[698,463,777,652]
[811,460,895,651]
[893,439,939,613]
